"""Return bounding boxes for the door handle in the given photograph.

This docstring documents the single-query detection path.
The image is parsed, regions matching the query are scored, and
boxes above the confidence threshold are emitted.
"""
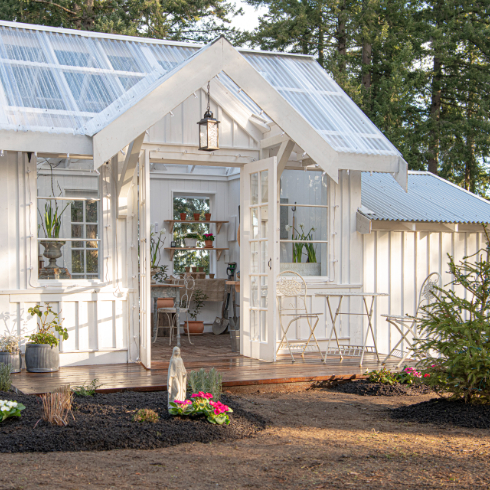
[268,258,272,270]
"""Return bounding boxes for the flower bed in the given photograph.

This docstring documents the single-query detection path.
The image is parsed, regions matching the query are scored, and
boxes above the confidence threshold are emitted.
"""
[0,391,266,453]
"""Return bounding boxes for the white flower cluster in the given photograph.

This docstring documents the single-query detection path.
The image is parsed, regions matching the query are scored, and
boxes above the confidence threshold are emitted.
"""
[0,400,17,411]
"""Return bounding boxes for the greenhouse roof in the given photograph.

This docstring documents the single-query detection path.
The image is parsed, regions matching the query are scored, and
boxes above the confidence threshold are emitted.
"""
[0,21,401,158]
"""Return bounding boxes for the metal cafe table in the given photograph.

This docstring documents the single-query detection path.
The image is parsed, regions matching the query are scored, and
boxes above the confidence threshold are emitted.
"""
[151,284,184,346]
[314,291,388,366]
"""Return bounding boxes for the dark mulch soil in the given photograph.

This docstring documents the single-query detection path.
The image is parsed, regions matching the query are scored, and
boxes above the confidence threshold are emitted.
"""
[391,398,490,429]
[328,379,434,397]
[0,391,267,453]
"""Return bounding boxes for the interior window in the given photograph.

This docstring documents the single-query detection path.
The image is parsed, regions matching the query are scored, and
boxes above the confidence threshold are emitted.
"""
[172,196,210,275]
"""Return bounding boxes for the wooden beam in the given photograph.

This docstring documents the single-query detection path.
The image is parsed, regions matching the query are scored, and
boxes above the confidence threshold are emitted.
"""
[260,133,290,150]
[356,211,372,234]
[276,139,295,183]
[149,149,254,166]
[117,132,145,218]
[0,130,93,156]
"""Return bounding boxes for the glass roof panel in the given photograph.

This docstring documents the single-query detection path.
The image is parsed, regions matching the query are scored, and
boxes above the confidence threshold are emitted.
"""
[0,22,401,157]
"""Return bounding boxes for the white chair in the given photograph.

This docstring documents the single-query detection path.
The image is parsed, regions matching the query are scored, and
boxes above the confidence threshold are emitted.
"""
[276,270,325,363]
[382,272,441,367]
[154,274,195,345]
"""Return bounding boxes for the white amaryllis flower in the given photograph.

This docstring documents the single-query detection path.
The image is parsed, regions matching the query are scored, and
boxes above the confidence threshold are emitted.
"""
[285,225,291,231]
[162,228,167,234]
[7,401,16,407]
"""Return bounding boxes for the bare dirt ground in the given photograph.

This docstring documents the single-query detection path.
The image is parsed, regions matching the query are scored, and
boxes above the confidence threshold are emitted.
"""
[1,387,489,490]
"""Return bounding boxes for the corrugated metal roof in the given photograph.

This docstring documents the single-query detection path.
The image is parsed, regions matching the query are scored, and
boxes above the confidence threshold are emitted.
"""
[361,171,490,224]
[0,21,401,158]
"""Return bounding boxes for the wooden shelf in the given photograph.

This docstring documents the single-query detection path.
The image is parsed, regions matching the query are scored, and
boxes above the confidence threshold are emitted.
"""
[165,247,229,261]
[165,220,228,234]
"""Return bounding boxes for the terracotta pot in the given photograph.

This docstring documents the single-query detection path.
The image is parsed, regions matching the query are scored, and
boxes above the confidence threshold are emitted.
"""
[184,321,204,335]
[193,213,200,221]
[157,297,174,309]
[209,273,215,279]
[180,213,187,221]
[197,266,204,272]
[185,267,190,272]
[204,240,214,248]
[204,213,211,221]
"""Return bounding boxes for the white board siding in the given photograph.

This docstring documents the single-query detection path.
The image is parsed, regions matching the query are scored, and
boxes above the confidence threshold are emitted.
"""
[146,89,258,150]
[363,230,486,356]
[0,152,138,367]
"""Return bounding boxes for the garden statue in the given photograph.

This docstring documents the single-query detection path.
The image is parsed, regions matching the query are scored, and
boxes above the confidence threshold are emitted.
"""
[167,346,187,409]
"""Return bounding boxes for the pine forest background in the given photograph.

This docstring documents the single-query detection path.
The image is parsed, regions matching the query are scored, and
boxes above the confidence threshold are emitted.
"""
[2,0,489,196]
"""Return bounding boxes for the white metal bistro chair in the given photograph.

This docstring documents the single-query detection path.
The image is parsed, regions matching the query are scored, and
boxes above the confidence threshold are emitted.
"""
[382,272,441,367]
[276,270,325,363]
[154,274,195,345]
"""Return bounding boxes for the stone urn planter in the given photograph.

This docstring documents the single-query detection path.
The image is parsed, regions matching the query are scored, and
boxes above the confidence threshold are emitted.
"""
[184,321,204,335]
[40,240,66,269]
[25,344,60,373]
[280,262,321,277]
[0,351,22,373]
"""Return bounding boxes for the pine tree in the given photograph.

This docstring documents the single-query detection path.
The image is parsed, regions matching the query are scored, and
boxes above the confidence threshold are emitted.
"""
[0,0,243,43]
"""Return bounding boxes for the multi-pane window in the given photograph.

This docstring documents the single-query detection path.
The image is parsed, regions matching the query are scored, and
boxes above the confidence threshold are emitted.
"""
[70,194,99,279]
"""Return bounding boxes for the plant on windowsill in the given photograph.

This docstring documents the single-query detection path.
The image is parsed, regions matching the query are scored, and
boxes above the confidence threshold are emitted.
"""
[203,233,215,248]
[38,167,72,276]
[150,226,167,284]
[184,289,208,335]
[25,303,69,373]
[0,333,23,374]
[281,224,321,276]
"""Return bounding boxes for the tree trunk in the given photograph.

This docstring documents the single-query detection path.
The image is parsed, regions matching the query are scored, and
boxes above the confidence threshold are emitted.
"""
[362,41,372,90]
[337,2,347,72]
[428,55,441,175]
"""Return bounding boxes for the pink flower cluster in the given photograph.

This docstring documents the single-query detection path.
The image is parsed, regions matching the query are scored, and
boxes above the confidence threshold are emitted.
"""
[174,399,192,405]
[191,392,213,399]
[210,401,230,415]
[203,233,214,239]
[404,367,422,378]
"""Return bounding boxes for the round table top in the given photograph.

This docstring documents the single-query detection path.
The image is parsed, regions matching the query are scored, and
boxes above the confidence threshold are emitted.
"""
[151,284,184,288]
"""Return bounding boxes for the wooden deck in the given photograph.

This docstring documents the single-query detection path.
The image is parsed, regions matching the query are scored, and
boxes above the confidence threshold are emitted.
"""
[12,334,410,395]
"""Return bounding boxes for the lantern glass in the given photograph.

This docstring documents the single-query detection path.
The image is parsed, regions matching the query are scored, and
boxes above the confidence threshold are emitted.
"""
[208,121,219,148]
[198,116,220,151]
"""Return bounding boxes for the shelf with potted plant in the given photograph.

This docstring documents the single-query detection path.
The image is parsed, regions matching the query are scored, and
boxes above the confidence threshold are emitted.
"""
[164,218,228,234]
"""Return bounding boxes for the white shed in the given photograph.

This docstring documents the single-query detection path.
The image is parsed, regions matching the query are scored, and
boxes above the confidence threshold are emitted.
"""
[0,20,487,370]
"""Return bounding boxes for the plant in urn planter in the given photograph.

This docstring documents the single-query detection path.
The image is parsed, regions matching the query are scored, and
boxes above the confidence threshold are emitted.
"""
[25,303,69,373]
[281,224,321,276]
[184,289,208,335]
[0,333,23,374]
[203,233,215,248]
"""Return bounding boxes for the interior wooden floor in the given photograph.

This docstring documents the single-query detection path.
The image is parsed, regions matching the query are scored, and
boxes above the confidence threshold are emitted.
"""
[12,334,411,395]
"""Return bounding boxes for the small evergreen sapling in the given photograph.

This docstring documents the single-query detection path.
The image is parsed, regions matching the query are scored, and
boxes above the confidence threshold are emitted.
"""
[413,227,490,403]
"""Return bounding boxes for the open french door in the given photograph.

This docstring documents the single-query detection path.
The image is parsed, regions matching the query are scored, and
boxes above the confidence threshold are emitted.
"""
[139,151,151,368]
[240,157,279,362]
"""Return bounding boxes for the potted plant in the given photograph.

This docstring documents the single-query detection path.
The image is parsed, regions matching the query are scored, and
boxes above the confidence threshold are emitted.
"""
[204,213,211,221]
[179,212,187,221]
[184,289,208,335]
[280,224,321,276]
[0,333,23,373]
[25,303,69,373]
[185,233,201,248]
[203,233,215,248]
[193,212,201,221]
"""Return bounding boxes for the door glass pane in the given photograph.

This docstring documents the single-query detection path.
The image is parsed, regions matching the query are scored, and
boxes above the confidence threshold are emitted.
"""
[87,250,98,273]
[86,224,98,248]
[72,250,84,273]
[260,241,267,273]
[251,309,259,341]
[260,276,268,308]
[260,310,267,342]
[260,205,268,237]
[71,201,83,222]
[251,172,259,205]
[260,170,268,203]
[71,224,83,247]
[251,242,259,274]
[251,208,259,239]
[250,276,259,307]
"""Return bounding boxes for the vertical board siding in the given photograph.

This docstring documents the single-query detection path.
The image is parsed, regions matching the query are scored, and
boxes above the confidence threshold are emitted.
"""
[0,153,134,367]
[364,229,485,356]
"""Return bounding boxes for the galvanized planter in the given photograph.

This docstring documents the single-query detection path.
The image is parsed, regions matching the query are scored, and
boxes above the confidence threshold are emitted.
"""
[25,344,60,373]
[0,351,22,373]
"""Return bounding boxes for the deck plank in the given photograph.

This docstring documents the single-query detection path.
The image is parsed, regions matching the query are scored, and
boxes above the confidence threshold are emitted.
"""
[12,334,411,395]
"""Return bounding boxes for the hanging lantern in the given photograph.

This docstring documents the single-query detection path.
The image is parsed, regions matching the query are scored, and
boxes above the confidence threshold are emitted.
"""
[198,81,220,151]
